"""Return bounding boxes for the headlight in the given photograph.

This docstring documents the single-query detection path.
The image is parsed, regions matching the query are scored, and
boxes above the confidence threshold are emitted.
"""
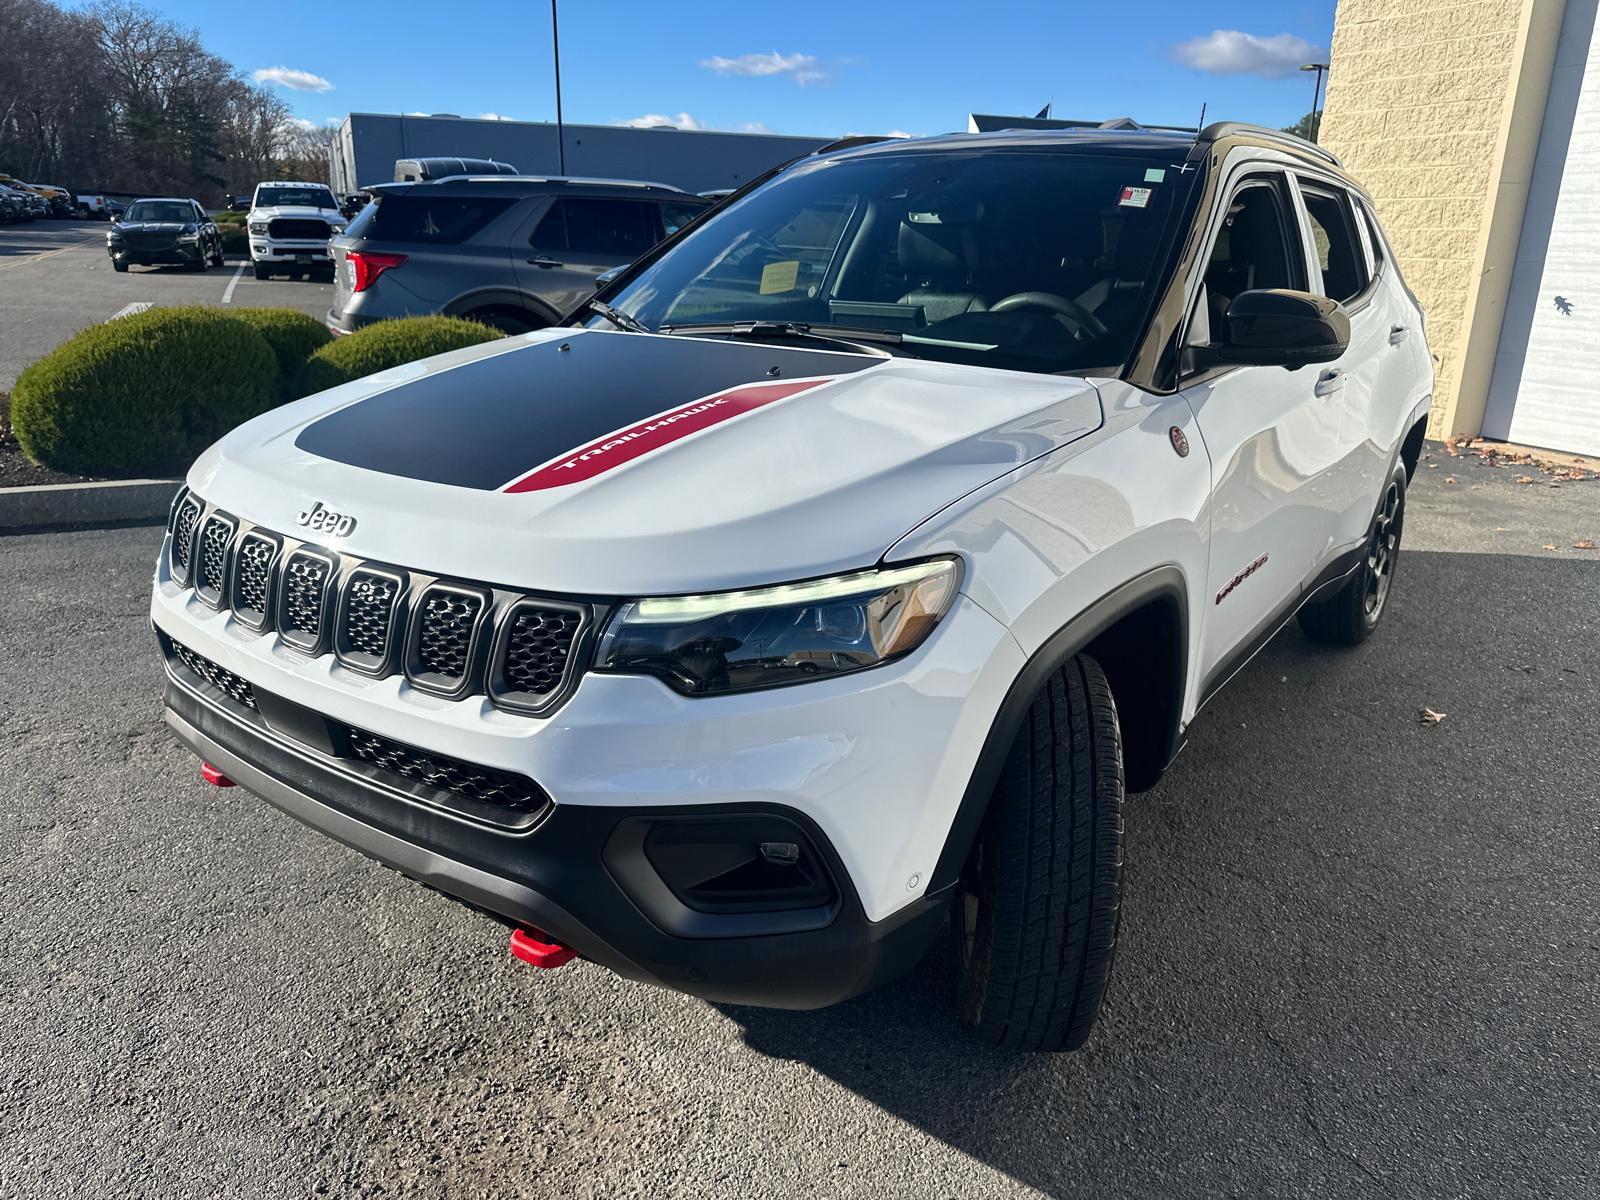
[178,231,200,242]
[328,223,345,235]
[594,558,961,696]
[248,221,267,234]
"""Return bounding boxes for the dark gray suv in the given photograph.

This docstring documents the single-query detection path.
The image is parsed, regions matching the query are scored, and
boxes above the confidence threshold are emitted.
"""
[326,176,712,335]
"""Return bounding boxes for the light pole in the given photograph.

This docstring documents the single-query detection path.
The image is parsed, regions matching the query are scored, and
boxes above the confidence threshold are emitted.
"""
[551,0,566,174]
[1300,62,1330,142]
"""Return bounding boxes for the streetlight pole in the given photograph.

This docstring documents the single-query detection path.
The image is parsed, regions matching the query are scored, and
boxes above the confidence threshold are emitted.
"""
[1299,62,1330,143]
[551,0,566,175]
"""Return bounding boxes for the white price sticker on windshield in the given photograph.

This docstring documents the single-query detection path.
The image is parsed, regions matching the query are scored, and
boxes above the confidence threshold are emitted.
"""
[1118,187,1153,209]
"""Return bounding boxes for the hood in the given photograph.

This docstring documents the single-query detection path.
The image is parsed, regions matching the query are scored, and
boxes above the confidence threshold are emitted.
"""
[114,222,190,233]
[191,330,1102,595]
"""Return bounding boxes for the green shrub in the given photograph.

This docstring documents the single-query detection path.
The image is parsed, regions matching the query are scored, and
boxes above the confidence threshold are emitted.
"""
[212,210,248,224]
[217,224,248,254]
[224,307,332,399]
[11,305,276,473]
[298,315,504,395]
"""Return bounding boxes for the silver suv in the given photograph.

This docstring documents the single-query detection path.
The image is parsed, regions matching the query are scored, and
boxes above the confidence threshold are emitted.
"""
[326,177,712,335]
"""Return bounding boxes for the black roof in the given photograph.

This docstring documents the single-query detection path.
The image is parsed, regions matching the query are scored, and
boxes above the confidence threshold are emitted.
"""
[371,175,701,199]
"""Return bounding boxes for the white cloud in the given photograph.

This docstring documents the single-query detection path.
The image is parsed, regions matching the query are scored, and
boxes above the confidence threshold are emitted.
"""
[613,112,777,134]
[252,65,334,92]
[1169,30,1325,79]
[700,51,831,87]
[478,112,515,121]
[290,117,319,131]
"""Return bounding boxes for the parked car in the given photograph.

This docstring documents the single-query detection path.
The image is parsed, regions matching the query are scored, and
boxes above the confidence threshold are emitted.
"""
[327,176,712,334]
[393,157,518,182]
[106,198,225,272]
[151,123,1431,1051]
[0,179,48,220]
[339,192,370,220]
[229,196,253,212]
[0,185,27,223]
[77,194,114,219]
[35,183,75,217]
[247,180,346,280]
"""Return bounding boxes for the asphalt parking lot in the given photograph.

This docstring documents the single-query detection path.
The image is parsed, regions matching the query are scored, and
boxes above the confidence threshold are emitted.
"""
[2,450,1595,1199]
[0,222,334,391]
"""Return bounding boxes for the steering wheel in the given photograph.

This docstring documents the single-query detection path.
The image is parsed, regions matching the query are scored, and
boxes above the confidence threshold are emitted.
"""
[990,292,1109,340]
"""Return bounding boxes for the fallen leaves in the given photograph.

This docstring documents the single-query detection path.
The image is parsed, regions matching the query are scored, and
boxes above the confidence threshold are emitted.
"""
[1418,707,1447,726]
[1444,476,1457,483]
[1518,476,1535,484]
[1576,540,1596,549]
[1544,542,1557,550]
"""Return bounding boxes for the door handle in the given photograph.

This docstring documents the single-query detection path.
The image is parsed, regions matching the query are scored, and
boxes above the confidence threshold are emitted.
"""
[527,256,563,268]
[1389,324,1409,345]
[1313,368,1346,398]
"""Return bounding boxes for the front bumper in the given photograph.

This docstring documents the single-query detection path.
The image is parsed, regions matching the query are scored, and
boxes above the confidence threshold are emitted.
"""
[109,242,203,264]
[161,661,949,1008]
[252,241,330,264]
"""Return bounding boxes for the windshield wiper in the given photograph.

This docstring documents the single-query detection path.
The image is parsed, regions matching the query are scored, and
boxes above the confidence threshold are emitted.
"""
[660,321,904,355]
[585,299,649,333]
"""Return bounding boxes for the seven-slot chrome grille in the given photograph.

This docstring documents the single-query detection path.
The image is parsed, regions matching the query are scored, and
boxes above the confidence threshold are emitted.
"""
[163,489,589,715]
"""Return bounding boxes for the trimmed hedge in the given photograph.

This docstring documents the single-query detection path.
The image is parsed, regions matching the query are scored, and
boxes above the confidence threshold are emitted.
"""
[217,224,248,254]
[225,308,332,400]
[212,210,248,224]
[11,306,276,474]
[298,315,504,395]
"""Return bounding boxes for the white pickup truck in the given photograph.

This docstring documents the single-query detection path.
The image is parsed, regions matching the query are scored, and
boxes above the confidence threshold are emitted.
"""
[246,181,347,280]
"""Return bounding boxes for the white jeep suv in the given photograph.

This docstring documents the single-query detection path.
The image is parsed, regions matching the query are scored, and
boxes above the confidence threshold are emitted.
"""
[153,124,1431,1051]
[248,181,346,280]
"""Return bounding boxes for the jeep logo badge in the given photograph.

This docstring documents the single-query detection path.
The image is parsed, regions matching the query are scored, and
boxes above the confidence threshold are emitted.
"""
[297,500,356,537]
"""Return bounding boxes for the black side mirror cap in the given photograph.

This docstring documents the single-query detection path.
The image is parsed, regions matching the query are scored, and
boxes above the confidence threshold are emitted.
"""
[1216,289,1350,368]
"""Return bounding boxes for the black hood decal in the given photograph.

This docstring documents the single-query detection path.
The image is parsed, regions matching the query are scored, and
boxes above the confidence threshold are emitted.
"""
[294,332,881,491]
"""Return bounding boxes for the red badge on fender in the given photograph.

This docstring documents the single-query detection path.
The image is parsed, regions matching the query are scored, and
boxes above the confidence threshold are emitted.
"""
[1170,426,1190,458]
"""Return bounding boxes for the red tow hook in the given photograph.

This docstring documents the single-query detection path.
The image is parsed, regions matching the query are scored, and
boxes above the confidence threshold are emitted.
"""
[510,927,578,969]
[201,763,235,788]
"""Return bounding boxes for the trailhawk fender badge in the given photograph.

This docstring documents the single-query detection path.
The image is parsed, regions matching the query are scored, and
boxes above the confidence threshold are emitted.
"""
[1216,553,1268,605]
[297,500,356,537]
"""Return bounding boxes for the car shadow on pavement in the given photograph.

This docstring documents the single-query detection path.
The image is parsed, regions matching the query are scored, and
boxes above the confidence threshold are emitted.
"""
[714,549,1600,1198]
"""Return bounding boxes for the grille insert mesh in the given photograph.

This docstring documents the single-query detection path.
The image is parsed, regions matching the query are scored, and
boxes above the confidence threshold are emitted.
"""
[197,515,232,596]
[343,727,547,812]
[169,640,257,710]
[233,533,276,619]
[502,607,581,698]
[343,570,399,659]
[280,552,331,642]
[417,590,482,679]
[171,497,201,577]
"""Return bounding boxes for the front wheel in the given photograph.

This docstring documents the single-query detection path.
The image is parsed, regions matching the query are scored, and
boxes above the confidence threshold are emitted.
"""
[112,259,128,273]
[952,653,1125,1052]
[1298,464,1407,645]
[253,263,271,280]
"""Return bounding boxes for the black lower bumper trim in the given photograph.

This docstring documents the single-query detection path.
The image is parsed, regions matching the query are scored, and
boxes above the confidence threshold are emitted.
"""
[162,676,949,1009]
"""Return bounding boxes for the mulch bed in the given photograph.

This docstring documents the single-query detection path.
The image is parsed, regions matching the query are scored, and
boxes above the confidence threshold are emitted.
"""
[0,392,191,487]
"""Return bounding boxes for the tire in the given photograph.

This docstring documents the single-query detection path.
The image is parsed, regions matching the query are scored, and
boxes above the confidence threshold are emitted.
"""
[254,263,271,280]
[210,247,225,268]
[112,259,128,273]
[188,254,208,273]
[953,653,1125,1052]
[1298,464,1407,645]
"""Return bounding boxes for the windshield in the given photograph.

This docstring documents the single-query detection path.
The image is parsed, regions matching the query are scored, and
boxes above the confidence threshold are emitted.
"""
[597,148,1194,374]
[255,185,337,209]
[124,201,195,223]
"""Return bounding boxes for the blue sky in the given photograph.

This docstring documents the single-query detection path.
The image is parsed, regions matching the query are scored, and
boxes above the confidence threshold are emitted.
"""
[153,0,1337,137]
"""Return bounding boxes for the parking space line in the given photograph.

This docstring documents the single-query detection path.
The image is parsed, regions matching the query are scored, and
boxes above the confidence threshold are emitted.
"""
[0,232,101,272]
[221,262,246,304]
[109,302,154,321]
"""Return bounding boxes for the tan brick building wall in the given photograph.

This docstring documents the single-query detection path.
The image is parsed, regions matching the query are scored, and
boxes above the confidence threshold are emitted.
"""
[1320,0,1567,437]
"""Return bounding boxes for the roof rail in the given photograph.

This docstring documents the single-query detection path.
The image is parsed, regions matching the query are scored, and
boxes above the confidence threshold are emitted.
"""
[811,134,907,155]
[1196,121,1343,168]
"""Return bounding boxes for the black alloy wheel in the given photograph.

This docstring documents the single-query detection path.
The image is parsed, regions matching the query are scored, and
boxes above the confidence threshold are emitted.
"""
[1298,462,1408,645]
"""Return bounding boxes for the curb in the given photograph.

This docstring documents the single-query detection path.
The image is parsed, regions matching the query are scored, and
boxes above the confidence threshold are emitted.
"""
[0,478,182,530]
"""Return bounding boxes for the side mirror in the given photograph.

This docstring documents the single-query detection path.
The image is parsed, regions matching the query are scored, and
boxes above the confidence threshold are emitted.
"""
[1216,289,1349,369]
[594,264,630,289]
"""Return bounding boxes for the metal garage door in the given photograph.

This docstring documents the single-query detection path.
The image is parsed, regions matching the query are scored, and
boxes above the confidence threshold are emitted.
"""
[1483,0,1600,455]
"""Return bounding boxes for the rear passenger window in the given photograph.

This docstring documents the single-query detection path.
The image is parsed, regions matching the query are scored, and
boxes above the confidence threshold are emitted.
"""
[532,198,655,256]
[366,195,515,244]
[659,202,707,237]
[1299,186,1368,303]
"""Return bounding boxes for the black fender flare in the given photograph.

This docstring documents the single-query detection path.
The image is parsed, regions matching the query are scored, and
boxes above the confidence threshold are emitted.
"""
[929,565,1189,892]
[443,288,560,327]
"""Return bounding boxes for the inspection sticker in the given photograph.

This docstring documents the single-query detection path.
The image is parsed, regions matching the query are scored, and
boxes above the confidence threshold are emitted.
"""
[760,260,800,294]
[1118,186,1153,209]
[1144,168,1166,182]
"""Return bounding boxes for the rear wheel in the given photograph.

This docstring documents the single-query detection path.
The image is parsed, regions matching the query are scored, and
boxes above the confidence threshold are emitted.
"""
[952,653,1125,1052]
[1298,464,1407,645]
